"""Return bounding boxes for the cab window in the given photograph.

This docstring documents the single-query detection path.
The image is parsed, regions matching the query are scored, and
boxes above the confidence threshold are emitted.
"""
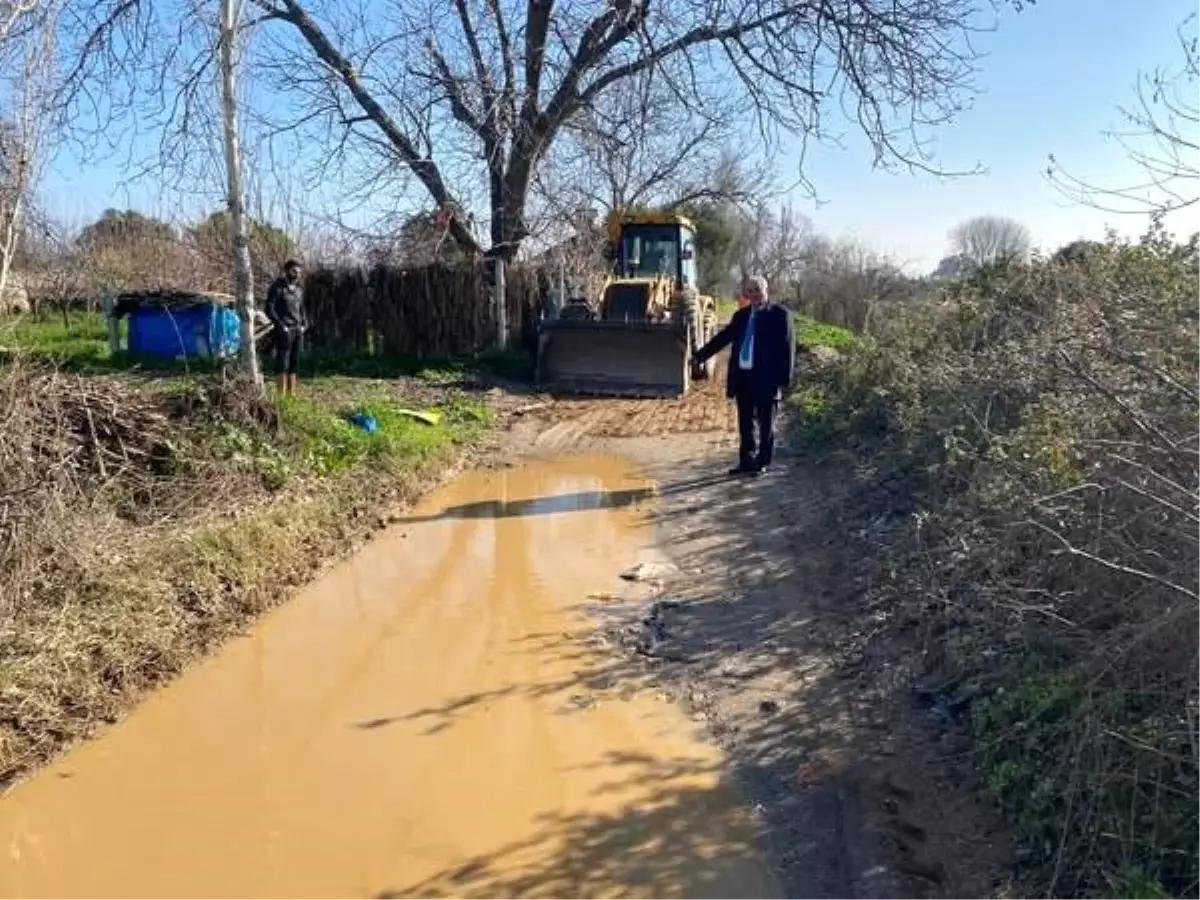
[620,225,680,280]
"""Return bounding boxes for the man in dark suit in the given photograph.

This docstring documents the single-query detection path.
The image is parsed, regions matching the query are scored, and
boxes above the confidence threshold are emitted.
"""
[694,275,795,476]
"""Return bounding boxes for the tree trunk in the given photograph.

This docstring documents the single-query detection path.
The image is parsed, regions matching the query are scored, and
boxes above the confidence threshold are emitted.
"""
[493,257,507,350]
[219,0,261,386]
[0,191,22,305]
[488,166,504,252]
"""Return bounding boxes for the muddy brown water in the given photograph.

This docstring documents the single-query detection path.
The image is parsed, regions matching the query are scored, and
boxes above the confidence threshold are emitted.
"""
[0,455,779,899]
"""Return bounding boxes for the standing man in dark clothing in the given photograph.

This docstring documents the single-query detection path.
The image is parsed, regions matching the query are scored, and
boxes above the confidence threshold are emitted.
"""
[266,259,307,397]
[693,275,795,476]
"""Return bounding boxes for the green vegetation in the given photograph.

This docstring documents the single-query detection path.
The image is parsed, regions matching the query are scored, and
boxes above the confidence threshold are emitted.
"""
[0,354,497,787]
[0,311,534,383]
[273,394,488,478]
[711,302,858,355]
[677,201,746,296]
[791,224,1199,897]
[0,312,112,368]
[793,315,855,351]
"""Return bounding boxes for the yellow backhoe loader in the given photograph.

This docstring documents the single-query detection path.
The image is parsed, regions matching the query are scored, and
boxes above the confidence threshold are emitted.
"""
[535,211,718,398]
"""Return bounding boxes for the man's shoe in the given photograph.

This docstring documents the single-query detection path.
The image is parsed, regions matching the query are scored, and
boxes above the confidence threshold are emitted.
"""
[728,464,757,476]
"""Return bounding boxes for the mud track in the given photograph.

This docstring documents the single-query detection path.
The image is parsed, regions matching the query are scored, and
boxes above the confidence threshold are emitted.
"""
[0,352,1015,898]
[501,354,1015,899]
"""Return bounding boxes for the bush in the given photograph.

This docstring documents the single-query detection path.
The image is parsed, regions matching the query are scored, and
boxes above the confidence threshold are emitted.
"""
[794,223,1199,896]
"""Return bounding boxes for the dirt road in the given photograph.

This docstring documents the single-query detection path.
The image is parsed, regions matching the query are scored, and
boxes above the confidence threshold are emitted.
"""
[501,375,1014,899]
[0,367,1010,899]
[0,455,778,899]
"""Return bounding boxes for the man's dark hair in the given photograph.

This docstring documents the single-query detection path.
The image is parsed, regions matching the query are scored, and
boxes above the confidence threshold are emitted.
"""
[283,259,302,271]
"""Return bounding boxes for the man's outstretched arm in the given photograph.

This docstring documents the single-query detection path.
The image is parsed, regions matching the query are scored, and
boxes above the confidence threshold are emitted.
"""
[695,312,740,363]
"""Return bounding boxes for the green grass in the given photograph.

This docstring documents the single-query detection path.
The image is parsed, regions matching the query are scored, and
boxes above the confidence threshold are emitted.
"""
[793,315,856,351]
[280,396,454,475]
[0,313,534,382]
[708,304,858,352]
[214,392,492,489]
[0,312,222,374]
[0,312,113,368]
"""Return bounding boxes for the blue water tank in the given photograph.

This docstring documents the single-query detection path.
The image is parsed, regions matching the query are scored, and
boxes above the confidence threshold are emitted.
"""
[127,302,241,360]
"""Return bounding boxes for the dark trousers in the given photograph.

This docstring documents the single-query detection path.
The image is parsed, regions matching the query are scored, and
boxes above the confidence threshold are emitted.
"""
[273,329,303,375]
[735,390,778,468]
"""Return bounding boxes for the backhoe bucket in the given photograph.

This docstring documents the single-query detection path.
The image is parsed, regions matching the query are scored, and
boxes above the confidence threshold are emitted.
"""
[535,320,691,398]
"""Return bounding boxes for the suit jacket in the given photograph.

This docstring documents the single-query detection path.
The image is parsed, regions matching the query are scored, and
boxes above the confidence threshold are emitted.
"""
[696,303,795,401]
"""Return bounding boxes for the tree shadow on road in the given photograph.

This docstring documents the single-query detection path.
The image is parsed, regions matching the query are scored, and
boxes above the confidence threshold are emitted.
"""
[375,752,776,900]
[362,444,1008,898]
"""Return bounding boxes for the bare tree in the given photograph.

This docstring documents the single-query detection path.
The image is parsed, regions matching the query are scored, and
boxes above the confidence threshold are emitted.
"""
[949,215,1032,267]
[784,234,913,331]
[63,0,1026,268]
[54,1,265,375]
[218,0,261,383]
[0,0,36,42]
[76,208,193,291]
[1048,14,1198,219]
[734,202,814,287]
[530,70,771,229]
[0,2,58,306]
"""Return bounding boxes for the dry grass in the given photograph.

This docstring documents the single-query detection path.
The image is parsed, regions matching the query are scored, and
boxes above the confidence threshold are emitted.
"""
[793,225,1199,897]
[0,359,487,785]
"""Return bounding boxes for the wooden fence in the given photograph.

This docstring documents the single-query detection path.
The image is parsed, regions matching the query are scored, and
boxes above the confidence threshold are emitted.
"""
[302,262,545,359]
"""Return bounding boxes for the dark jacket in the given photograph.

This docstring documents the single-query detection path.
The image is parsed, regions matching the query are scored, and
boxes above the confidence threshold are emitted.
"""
[695,302,795,400]
[266,276,306,333]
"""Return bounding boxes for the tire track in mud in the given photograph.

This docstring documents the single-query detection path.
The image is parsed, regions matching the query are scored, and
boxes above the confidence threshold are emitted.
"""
[498,351,737,456]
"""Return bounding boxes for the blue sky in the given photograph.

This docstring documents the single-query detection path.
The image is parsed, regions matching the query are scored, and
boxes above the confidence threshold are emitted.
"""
[782,0,1200,270]
[40,0,1200,272]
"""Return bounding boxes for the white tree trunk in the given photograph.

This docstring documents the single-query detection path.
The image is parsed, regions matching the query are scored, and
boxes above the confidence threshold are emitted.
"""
[0,8,47,310]
[218,0,260,385]
[0,191,22,304]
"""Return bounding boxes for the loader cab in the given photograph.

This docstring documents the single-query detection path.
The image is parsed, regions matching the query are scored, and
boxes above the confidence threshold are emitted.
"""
[611,220,699,290]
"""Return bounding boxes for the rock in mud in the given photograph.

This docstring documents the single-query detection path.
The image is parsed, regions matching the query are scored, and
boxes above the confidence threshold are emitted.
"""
[718,659,758,680]
[758,699,780,715]
[620,561,680,583]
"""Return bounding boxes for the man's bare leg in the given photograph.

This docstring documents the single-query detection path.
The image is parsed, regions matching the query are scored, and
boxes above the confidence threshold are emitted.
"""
[287,373,298,396]
[276,373,288,396]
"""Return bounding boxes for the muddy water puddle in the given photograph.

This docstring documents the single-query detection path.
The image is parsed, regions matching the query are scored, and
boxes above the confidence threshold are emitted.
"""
[0,455,778,899]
